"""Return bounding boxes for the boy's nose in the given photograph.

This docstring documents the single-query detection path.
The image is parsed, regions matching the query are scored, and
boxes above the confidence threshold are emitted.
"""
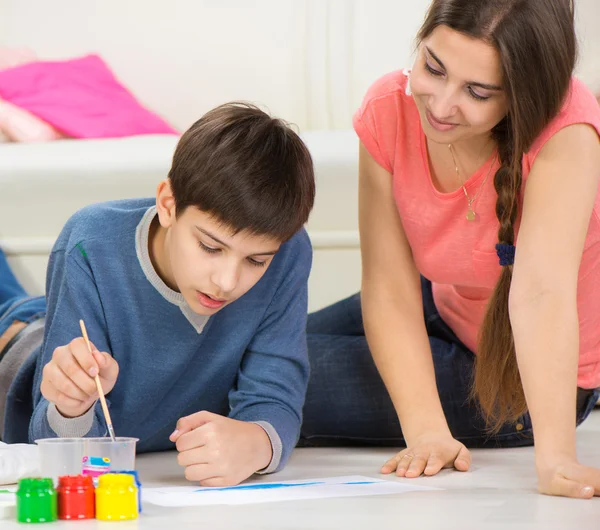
[213,262,241,295]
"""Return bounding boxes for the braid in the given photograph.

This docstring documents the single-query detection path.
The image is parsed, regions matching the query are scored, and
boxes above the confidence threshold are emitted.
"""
[473,119,527,431]
[494,130,519,248]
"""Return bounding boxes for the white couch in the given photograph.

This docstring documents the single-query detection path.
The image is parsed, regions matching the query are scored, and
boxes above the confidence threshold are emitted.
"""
[0,131,361,312]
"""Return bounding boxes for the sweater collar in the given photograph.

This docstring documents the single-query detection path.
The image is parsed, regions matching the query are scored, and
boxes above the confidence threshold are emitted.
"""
[135,206,209,334]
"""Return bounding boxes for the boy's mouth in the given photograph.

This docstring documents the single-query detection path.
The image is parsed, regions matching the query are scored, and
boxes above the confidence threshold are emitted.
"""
[196,291,227,309]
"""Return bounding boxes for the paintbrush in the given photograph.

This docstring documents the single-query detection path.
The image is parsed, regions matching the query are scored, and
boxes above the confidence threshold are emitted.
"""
[79,319,116,442]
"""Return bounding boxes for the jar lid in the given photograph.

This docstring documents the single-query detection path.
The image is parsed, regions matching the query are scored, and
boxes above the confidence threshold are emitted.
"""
[110,470,140,482]
[17,478,54,491]
[98,474,135,488]
[57,475,94,488]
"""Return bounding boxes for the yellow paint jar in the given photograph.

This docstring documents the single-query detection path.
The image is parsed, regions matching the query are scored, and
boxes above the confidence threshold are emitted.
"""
[95,473,138,521]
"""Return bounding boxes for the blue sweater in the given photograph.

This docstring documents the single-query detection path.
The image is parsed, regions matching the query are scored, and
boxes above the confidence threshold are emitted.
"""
[4,199,312,472]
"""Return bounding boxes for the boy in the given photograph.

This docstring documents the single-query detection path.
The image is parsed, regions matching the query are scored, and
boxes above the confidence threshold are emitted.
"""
[0,102,315,486]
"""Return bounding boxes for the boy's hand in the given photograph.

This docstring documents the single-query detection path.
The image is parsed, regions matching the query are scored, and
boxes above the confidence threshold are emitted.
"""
[170,411,273,487]
[40,337,119,419]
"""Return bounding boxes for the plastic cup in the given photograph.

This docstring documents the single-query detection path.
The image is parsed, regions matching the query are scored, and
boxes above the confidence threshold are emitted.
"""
[82,438,138,479]
[36,437,138,483]
[36,438,86,483]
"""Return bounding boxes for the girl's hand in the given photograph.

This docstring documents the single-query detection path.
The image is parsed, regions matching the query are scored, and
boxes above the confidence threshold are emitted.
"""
[537,459,600,499]
[381,433,471,477]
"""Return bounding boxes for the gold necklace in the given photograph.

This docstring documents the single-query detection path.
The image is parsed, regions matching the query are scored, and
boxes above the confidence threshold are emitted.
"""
[448,143,497,222]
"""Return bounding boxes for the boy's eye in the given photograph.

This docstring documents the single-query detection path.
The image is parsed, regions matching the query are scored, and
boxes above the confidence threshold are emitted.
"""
[247,258,266,268]
[199,240,267,268]
[198,241,220,254]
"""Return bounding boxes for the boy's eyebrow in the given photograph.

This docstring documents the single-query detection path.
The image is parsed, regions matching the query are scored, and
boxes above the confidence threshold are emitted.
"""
[425,46,503,91]
[250,249,280,257]
[196,227,280,256]
[197,227,230,248]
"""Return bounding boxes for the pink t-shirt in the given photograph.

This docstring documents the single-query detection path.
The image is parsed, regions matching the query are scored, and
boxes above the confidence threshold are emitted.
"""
[353,70,600,389]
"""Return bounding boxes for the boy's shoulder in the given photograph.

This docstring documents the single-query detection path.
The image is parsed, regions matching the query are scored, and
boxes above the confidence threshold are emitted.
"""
[272,227,312,276]
[231,227,312,310]
[54,198,154,254]
[282,227,312,256]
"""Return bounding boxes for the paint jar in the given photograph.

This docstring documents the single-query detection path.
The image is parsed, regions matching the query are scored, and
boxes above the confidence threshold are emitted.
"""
[82,437,138,480]
[35,438,86,483]
[96,473,138,521]
[56,475,95,520]
[110,470,142,512]
[16,478,57,523]
[0,490,16,521]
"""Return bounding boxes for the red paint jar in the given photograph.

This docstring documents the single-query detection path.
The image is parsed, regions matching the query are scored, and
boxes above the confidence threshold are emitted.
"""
[56,475,95,520]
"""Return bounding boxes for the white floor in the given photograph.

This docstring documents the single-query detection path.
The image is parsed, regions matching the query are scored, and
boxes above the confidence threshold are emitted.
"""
[4,410,600,529]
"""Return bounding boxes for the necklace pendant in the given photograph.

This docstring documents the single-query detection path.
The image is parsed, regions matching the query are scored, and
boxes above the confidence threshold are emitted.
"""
[466,209,476,222]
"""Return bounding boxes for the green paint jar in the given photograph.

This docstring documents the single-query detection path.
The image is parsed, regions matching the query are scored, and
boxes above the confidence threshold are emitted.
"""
[16,478,57,523]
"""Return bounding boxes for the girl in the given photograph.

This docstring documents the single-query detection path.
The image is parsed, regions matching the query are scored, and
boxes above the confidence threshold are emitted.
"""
[302,0,600,499]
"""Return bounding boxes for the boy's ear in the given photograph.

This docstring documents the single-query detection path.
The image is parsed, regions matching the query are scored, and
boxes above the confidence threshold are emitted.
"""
[156,179,177,228]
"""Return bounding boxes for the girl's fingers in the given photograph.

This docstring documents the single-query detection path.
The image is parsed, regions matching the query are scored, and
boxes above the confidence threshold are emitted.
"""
[547,476,594,499]
[381,451,406,474]
[424,453,446,476]
[405,453,428,478]
[453,445,472,472]
[395,453,416,477]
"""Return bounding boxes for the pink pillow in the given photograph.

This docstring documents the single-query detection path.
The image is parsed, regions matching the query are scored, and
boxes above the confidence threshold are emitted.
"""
[0,97,65,142]
[0,54,178,139]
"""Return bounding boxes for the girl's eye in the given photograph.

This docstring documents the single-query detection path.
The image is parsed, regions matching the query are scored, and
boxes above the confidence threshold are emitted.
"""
[467,87,490,101]
[425,59,491,102]
[247,258,266,268]
[198,241,220,254]
[424,61,444,77]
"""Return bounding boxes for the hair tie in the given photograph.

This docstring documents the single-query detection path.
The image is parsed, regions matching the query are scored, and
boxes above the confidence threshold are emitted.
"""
[495,243,515,266]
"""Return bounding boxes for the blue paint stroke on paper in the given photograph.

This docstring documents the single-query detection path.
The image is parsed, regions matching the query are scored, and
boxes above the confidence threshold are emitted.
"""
[194,481,324,492]
[193,480,379,493]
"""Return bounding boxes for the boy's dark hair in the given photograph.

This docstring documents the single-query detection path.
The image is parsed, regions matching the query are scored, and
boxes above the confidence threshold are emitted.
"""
[168,102,315,242]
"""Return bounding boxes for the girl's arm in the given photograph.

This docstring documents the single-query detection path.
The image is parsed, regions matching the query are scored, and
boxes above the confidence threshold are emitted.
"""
[359,142,471,477]
[510,123,600,498]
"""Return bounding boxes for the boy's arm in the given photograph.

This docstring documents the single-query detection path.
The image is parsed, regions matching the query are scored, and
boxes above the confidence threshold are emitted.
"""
[228,236,312,473]
[29,245,113,442]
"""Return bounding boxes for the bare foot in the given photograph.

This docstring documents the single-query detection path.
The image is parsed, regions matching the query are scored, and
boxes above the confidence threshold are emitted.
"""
[0,321,27,353]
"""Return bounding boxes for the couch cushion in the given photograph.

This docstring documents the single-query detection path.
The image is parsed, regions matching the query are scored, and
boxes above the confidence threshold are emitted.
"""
[0,135,178,239]
[0,130,358,241]
[0,130,360,310]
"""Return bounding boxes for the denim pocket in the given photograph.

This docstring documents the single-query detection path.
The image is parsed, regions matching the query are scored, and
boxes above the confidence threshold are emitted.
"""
[576,388,599,426]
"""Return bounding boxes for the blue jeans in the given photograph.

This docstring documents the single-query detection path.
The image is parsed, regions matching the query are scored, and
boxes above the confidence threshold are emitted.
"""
[301,277,599,448]
[0,249,46,342]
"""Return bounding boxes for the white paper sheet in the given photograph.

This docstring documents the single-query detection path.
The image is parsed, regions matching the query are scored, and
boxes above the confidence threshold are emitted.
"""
[142,475,440,507]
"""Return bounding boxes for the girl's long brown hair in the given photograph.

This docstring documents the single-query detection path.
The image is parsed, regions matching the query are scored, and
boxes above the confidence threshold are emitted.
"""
[417,0,577,431]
